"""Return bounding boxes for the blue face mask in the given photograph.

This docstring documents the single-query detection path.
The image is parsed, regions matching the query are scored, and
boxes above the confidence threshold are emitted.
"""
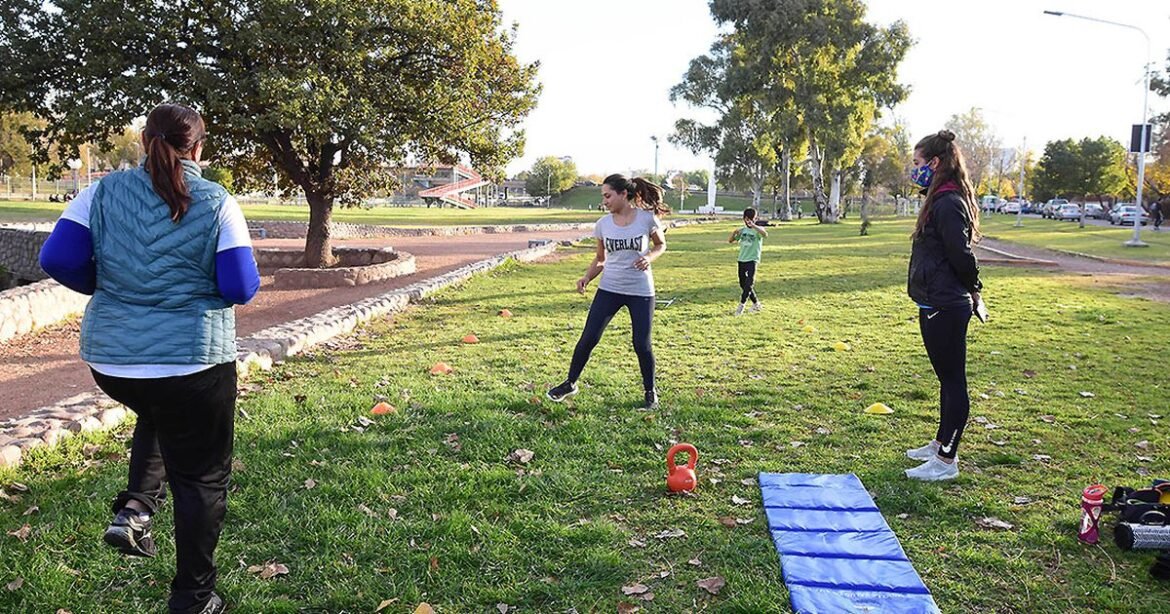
[910,163,934,188]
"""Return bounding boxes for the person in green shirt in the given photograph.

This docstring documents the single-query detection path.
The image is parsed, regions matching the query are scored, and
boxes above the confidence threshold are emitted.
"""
[728,207,767,315]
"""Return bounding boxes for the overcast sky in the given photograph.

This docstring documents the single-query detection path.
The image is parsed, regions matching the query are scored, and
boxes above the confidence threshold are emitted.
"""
[497,0,1170,177]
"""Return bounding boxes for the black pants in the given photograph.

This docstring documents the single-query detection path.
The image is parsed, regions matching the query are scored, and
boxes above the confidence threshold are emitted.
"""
[918,305,972,460]
[738,260,758,304]
[567,288,655,391]
[92,362,236,614]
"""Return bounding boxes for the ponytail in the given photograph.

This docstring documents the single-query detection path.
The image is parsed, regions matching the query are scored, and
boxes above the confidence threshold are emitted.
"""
[142,104,206,222]
[603,173,671,216]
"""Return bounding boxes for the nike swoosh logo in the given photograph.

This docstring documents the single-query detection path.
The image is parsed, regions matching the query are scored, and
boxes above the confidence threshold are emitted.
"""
[940,443,953,454]
[926,311,940,320]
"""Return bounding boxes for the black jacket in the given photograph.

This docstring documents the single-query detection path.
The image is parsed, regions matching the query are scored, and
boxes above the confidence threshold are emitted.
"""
[907,191,982,308]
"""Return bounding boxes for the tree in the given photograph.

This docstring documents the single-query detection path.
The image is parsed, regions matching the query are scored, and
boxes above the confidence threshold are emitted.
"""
[944,108,1000,195]
[1031,139,1080,202]
[0,0,539,267]
[708,0,911,223]
[1078,136,1127,205]
[525,156,577,199]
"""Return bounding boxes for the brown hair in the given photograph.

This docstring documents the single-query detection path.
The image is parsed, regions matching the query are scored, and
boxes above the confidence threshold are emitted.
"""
[603,173,670,216]
[912,129,981,241]
[143,103,206,222]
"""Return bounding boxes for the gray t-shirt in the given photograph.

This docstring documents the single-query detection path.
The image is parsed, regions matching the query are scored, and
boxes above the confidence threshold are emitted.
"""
[594,209,663,297]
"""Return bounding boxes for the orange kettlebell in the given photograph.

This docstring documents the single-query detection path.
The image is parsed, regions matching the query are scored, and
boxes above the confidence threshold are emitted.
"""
[666,443,699,493]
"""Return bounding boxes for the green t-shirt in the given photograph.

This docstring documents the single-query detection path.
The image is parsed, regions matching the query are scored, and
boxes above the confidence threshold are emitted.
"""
[736,227,763,262]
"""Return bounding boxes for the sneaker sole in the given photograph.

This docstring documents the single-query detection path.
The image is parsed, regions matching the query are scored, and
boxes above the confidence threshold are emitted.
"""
[906,451,935,461]
[546,388,578,403]
[103,526,156,558]
[904,469,959,482]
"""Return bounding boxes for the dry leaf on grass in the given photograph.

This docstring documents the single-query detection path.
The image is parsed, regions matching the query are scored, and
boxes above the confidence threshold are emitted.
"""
[628,538,646,548]
[496,603,512,614]
[371,402,397,415]
[304,478,317,490]
[1135,440,1150,450]
[7,524,31,542]
[247,561,290,580]
[507,449,535,464]
[622,583,651,596]
[1013,496,1033,505]
[731,495,751,506]
[429,556,439,571]
[688,556,703,566]
[9,483,28,492]
[697,576,726,595]
[718,516,737,528]
[22,506,38,516]
[5,577,23,591]
[374,598,398,612]
[617,602,641,614]
[413,604,436,614]
[357,504,377,517]
[1079,391,1095,398]
[975,517,1014,531]
[654,528,686,539]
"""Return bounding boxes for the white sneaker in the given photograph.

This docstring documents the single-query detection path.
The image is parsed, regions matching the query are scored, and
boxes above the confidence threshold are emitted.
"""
[734,303,745,316]
[906,441,939,461]
[905,456,959,482]
[750,302,762,313]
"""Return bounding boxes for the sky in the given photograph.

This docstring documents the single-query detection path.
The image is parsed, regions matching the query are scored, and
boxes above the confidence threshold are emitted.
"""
[497,0,1170,177]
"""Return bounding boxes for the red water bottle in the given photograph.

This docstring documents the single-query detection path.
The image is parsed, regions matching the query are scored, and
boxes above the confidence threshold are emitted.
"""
[1079,484,1108,544]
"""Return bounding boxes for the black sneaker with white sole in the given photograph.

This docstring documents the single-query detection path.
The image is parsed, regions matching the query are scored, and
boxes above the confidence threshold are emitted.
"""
[546,380,579,402]
[103,508,157,558]
[643,389,659,411]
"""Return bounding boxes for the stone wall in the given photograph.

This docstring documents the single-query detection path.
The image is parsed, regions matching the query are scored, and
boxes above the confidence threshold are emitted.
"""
[0,279,90,343]
[0,227,51,283]
[273,252,416,289]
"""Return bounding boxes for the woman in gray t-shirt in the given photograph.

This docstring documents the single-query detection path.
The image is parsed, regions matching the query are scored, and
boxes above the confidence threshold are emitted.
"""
[547,174,668,410]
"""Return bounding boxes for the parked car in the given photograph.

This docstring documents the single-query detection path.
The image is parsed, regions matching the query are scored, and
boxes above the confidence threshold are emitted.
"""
[1001,200,1021,214]
[1054,204,1082,221]
[980,195,1005,212]
[1084,203,1108,220]
[1042,198,1069,219]
[1110,205,1150,226]
[1021,200,1038,214]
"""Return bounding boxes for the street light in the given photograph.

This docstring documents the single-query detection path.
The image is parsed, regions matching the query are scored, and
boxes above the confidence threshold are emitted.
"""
[1044,10,1150,247]
[650,136,659,184]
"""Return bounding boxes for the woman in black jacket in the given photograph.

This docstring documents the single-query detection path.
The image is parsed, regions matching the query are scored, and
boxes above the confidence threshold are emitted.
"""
[904,129,985,482]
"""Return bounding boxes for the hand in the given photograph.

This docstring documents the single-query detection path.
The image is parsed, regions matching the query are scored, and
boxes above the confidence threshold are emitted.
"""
[576,277,589,293]
[745,219,755,229]
[971,291,982,307]
[634,256,650,271]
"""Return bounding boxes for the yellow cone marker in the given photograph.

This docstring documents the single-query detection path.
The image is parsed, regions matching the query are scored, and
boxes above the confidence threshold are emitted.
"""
[833,341,851,352]
[864,402,894,415]
[802,325,817,333]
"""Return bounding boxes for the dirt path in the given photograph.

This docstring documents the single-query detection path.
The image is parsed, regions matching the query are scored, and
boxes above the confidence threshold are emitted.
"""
[0,230,587,422]
[977,237,1170,303]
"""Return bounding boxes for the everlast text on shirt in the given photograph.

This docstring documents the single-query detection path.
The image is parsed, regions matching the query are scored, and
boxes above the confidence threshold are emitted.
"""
[605,236,644,253]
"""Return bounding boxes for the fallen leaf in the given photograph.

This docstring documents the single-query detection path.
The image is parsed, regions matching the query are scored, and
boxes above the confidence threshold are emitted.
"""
[387,508,399,521]
[247,561,290,580]
[1039,415,1055,423]
[896,513,909,519]
[688,557,703,566]
[371,402,397,415]
[628,538,646,548]
[1032,454,1052,462]
[735,517,754,525]
[496,604,510,614]
[697,576,726,595]
[718,516,737,528]
[622,583,651,596]
[358,504,377,517]
[413,604,436,614]
[654,528,686,539]
[815,427,831,435]
[22,506,38,516]
[617,602,641,614]
[1136,440,1150,450]
[1023,370,1036,378]
[973,416,989,424]
[1013,496,1033,505]
[82,443,101,457]
[507,448,535,464]
[498,309,513,318]
[9,483,28,492]
[5,577,22,591]
[708,477,721,485]
[740,478,756,486]
[429,556,439,571]
[638,592,655,602]
[976,517,1014,530]
[731,495,751,506]
[789,441,805,448]
[374,598,398,612]
[1079,391,1095,398]
[7,524,31,542]
[992,440,1007,446]
[1138,455,1153,462]
[304,478,317,490]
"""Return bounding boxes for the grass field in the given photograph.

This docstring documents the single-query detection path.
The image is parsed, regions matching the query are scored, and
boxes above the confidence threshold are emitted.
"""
[2,217,1168,612]
[981,214,1170,264]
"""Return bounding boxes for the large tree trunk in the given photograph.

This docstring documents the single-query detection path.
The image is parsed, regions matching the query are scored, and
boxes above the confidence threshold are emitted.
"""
[305,189,336,268]
[809,132,830,223]
[859,189,871,236]
[780,148,792,221]
[751,172,764,210]
[827,170,842,223]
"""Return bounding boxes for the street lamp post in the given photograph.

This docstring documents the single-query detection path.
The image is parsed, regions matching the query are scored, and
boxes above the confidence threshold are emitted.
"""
[1015,138,1026,228]
[1044,10,1150,247]
[650,136,659,184]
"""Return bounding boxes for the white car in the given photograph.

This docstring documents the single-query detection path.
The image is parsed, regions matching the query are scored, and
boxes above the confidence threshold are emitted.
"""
[1001,201,1021,214]
[1110,205,1150,226]
[1054,204,1082,221]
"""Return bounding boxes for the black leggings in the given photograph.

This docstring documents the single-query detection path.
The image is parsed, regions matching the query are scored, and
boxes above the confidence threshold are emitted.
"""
[92,362,236,613]
[919,305,972,460]
[738,260,758,304]
[567,288,655,391]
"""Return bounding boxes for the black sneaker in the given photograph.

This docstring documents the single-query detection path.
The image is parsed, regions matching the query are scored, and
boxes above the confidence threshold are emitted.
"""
[642,389,659,411]
[194,592,226,614]
[103,508,157,558]
[546,380,579,402]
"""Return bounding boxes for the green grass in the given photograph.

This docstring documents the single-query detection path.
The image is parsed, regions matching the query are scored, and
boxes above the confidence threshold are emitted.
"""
[3,217,1169,612]
[982,213,1170,264]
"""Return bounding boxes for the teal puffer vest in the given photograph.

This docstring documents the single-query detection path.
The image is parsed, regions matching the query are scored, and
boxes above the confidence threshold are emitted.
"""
[80,160,236,365]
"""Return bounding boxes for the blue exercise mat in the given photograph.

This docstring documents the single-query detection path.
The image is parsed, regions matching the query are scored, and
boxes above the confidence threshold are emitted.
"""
[760,472,940,614]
